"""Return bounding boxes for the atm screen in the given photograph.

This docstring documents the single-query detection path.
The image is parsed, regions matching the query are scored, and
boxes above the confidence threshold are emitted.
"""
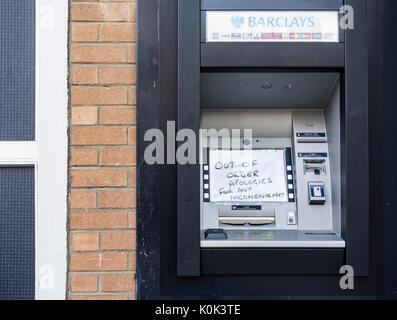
[208,149,288,202]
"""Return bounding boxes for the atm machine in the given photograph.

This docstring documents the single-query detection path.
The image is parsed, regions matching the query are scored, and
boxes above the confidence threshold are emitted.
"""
[176,0,369,282]
[138,0,372,297]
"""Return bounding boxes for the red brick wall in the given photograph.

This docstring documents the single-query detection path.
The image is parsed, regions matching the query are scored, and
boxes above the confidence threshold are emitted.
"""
[68,0,137,300]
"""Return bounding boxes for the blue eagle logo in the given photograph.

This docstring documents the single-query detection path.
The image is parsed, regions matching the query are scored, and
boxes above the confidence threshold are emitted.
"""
[231,16,244,28]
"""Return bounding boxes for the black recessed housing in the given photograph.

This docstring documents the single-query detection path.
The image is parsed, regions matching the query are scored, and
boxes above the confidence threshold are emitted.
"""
[137,0,397,299]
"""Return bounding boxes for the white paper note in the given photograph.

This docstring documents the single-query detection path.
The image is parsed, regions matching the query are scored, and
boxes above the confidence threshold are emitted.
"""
[209,149,288,202]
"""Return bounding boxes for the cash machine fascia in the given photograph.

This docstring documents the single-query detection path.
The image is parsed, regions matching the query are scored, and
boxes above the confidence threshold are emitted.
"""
[177,0,369,278]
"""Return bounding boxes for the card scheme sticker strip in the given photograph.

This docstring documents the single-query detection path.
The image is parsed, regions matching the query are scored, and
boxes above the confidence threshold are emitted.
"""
[206,11,339,43]
[209,149,288,202]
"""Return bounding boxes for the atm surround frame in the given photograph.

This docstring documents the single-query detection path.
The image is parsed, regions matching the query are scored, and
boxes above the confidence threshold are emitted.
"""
[136,0,389,299]
[177,0,368,277]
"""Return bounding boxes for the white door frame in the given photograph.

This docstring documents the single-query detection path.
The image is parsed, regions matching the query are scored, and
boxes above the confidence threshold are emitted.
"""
[0,0,68,300]
[35,0,68,300]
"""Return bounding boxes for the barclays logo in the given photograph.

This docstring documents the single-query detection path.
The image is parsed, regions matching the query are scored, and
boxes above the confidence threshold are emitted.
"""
[231,16,244,28]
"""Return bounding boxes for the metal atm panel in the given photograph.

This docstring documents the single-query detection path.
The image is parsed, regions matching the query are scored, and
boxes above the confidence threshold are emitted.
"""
[200,110,344,248]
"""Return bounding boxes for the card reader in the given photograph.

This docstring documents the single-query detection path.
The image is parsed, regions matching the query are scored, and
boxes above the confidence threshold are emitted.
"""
[308,182,326,205]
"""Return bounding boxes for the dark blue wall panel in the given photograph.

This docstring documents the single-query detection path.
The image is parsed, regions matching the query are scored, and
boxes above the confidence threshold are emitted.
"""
[0,167,35,300]
[0,0,35,141]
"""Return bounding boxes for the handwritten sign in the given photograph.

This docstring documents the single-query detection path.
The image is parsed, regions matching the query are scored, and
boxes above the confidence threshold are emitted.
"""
[209,149,288,202]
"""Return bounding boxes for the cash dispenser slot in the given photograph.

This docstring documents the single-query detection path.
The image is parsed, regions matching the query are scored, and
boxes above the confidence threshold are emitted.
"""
[219,216,275,225]
[218,206,276,226]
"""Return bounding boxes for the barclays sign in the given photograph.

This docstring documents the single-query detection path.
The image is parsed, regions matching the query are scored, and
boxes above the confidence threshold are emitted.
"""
[207,11,341,43]
[231,14,317,29]
[247,15,315,28]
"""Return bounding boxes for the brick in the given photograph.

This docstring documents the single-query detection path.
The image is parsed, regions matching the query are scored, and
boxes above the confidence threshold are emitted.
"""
[70,191,97,209]
[72,107,98,125]
[71,148,98,166]
[99,190,136,209]
[101,273,135,292]
[102,232,136,250]
[70,253,97,271]
[71,4,129,22]
[128,211,136,229]
[72,66,98,85]
[70,295,128,300]
[70,252,128,271]
[129,252,136,271]
[127,46,136,63]
[128,127,136,145]
[101,24,136,42]
[73,127,127,145]
[70,211,128,230]
[128,169,136,188]
[71,274,98,293]
[72,87,128,105]
[128,87,136,105]
[101,148,136,166]
[73,232,100,251]
[128,3,136,22]
[100,66,136,85]
[71,4,102,21]
[71,169,127,187]
[100,107,136,125]
[71,45,126,63]
[72,24,99,42]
